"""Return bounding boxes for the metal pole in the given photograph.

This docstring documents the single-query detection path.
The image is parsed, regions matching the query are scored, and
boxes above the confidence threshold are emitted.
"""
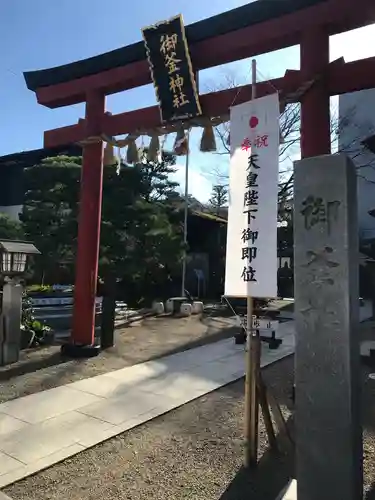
[244,58,260,468]
[181,130,190,297]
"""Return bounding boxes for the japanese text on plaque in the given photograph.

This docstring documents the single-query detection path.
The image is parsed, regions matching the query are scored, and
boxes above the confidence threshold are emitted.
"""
[142,15,202,123]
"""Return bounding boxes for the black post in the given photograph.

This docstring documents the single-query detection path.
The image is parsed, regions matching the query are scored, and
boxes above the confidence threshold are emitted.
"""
[100,272,116,349]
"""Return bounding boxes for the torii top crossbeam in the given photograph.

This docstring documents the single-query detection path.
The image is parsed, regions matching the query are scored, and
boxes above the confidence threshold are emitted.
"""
[25,0,374,106]
[24,0,375,150]
[23,0,375,350]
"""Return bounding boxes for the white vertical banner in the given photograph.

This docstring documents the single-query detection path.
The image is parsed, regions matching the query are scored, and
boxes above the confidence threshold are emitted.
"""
[224,93,279,298]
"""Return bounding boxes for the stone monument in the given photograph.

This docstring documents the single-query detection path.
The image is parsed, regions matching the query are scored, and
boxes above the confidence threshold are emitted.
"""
[294,154,363,500]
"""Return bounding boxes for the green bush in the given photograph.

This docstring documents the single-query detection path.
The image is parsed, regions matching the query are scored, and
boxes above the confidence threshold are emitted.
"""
[26,284,74,294]
[26,284,53,293]
[21,292,52,347]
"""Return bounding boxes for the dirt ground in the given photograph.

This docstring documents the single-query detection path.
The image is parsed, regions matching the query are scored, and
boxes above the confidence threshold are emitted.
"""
[3,358,295,500]
[4,355,375,500]
[2,315,375,499]
[0,312,237,403]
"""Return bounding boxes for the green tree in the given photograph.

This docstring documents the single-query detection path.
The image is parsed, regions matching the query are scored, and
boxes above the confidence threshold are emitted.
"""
[208,184,228,214]
[102,150,184,303]
[21,154,184,302]
[114,198,183,304]
[0,214,25,240]
[20,155,82,282]
[138,149,180,202]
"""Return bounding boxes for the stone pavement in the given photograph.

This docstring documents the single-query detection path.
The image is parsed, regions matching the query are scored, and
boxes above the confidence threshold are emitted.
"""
[276,479,297,499]
[0,322,295,488]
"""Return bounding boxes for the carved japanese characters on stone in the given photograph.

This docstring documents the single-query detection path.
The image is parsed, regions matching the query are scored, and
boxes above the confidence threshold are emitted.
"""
[300,195,341,234]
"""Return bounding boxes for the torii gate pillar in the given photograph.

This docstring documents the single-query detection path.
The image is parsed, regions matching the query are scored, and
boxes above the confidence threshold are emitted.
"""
[300,30,331,158]
[62,91,105,355]
[29,1,375,355]
[66,30,333,354]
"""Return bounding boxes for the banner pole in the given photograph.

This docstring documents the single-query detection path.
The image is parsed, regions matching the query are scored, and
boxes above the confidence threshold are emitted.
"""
[181,129,190,297]
[244,58,260,468]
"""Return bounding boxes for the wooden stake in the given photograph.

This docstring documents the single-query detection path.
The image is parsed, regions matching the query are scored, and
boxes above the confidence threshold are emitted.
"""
[244,296,258,466]
[258,374,278,451]
[266,382,294,449]
[244,59,261,468]
[243,59,290,465]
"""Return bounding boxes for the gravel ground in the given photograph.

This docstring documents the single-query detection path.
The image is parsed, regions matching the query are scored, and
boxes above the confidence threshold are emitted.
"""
[3,358,295,500]
[2,317,375,499]
[4,355,375,500]
[0,313,236,404]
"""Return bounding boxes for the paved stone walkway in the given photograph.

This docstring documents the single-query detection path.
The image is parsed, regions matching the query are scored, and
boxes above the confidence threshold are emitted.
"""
[277,479,297,499]
[0,322,295,488]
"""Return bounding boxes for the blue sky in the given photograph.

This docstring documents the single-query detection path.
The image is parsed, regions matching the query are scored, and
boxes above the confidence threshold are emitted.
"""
[1,0,375,202]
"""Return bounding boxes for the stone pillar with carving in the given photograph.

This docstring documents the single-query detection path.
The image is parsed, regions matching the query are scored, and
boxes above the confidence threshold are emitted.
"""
[294,154,363,500]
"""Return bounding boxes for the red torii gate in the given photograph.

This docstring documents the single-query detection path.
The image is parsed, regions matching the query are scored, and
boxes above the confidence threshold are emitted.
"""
[24,0,375,355]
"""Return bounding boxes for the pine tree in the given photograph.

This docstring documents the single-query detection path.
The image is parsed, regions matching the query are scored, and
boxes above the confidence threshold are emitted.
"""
[0,214,25,240]
[21,154,184,300]
[20,155,82,281]
[137,149,180,202]
[208,184,228,215]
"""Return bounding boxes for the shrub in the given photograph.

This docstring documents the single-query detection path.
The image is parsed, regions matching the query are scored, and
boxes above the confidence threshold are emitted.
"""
[26,284,74,294]
[26,284,53,293]
[21,292,52,347]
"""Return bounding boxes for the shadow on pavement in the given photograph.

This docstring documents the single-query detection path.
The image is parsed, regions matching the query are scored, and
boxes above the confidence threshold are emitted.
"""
[0,320,237,384]
[0,351,67,381]
[144,326,237,363]
[220,446,294,500]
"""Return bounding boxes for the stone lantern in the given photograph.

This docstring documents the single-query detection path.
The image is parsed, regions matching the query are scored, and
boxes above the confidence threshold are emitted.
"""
[0,240,40,366]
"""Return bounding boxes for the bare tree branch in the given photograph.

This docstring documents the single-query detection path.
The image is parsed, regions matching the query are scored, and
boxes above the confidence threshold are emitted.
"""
[201,72,298,218]
[200,72,375,221]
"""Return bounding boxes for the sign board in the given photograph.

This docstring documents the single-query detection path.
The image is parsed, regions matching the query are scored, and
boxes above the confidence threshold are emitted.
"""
[224,93,279,298]
[52,284,74,291]
[31,297,103,307]
[142,14,202,123]
[238,315,279,333]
